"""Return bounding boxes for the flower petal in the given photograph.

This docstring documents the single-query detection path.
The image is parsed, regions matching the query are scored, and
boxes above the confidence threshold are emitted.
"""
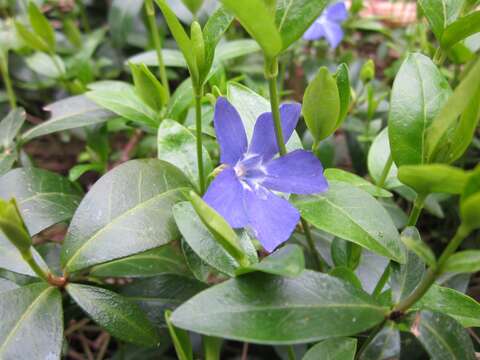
[303,20,325,41]
[326,2,348,22]
[203,168,248,228]
[323,20,344,48]
[214,97,248,165]
[262,150,329,194]
[244,186,300,253]
[248,103,302,161]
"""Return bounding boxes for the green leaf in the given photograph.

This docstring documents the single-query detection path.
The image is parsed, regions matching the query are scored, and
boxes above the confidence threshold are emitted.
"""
[303,337,357,360]
[329,266,363,289]
[21,95,115,142]
[303,67,340,142]
[460,192,480,231]
[408,310,475,360]
[0,151,17,177]
[388,53,451,166]
[130,63,168,112]
[415,285,480,328]
[335,63,351,125]
[331,238,362,270]
[128,48,187,67]
[180,0,204,14]
[157,119,212,190]
[87,84,159,128]
[0,277,18,293]
[325,169,392,198]
[0,198,31,252]
[166,78,193,121]
[90,244,189,278]
[227,82,302,151]
[275,0,329,51]
[221,0,282,59]
[108,0,143,48]
[418,0,464,42]
[0,283,63,359]
[398,164,469,195]
[181,240,212,282]
[442,11,480,48]
[68,163,104,182]
[120,274,207,327]
[0,167,82,235]
[426,58,480,163]
[236,244,304,277]
[25,52,65,78]
[61,159,191,273]
[368,128,401,189]
[443,250,480,274]
[391,250,425,303]
[14,21,50,53]
[0,108,26,149]
[400,227,436,268]
[358,322,400,360]
[67,283,160,346]
[166,309,193,360]
[173,201,257,276]
[28,2,55,52]
[171,271,387,344]
[294,181,405,263]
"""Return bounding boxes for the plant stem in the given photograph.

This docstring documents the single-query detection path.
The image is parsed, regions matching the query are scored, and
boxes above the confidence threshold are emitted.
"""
[372,263,390,297]
[195,87,206,193]
[145,0,170,98]
[406,194,426,227]
[376,154,393,188]
[302,218,324,272]
[287,345,297,360]
[0,54,17,109]
[433,48,446,66]
[21,249,49,282]
[393,224,471,313]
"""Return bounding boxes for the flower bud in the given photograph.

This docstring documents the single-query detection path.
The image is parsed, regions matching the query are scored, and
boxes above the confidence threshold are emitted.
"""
[191,21,205,72]
[360,59,375,83]
[0,198,31,253]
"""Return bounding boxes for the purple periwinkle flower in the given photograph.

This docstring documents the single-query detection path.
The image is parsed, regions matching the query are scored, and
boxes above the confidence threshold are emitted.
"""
[203,97,328,253]
[303,2,348,48]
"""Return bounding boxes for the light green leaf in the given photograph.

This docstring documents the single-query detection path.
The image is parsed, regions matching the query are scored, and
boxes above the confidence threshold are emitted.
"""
[25,52,65,78]
[28,2,55,51]
[358,322,400,360]
[303,337,357,360]
[418,0,464,42]
[442,11,480,48]
[368,128,401,189]
[443,250,480,274]
[0,108,26,149]
[325,169,392,198]
[400,227,436,268]
[108,0,144,47]
[130,62,168,112]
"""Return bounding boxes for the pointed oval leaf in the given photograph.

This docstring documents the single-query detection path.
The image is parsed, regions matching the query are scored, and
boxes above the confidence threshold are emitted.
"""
[391,250,425,303]
[442,11,480,48]
[418,0,463,42]
[67,283,160,346]
[61,159,191,273]
[0,233,47,277]
[171,271,388,344]
[368,128,401,189]
[0,108,26,148]
[108,0,144,48]
[294,181,405,264]
[28,2,55,51]
[303,337,357,360]
[0,283,63,360]
[358,322,400,360]
[400,227,436,268]
[325,169,392,198]
[443,250,480,274]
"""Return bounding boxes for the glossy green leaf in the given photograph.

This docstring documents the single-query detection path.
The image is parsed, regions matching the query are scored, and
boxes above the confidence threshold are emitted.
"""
[61,159,191,273]
[25,52,65,78]
[0,108,26,149]
[0,167,82,235]
[14,21,49,53]
[21,95,115,141]
[303,337,357,360]
[400,227,436,268]
[130,63,168,112]
[418,0,464,42]
[303,67,340,142]
[294,181,405,263]
[181,240,212,282]
[0,198,31,252]
[87,84,159,128]
[460,192,480,231]
[0,283,63,359]
[236,244,304,277]
[158,119,212,190]
[221,0,282,58]
[28,2,55,51]
[388,53,451,166]
[442,11,480,48]
[415,285,480,328]
[108,0,143,47]
[181,0,204,14]
[121,274,207,327]
[0,151,17,177]
[166,309,193,360]
[443,250,480,274]
[368,128,401,189]
[408,310,475,360]
[335,63,351,125]
[90,244,189,278]
[0,277,18,293]
[398,164,469,195]
[358,322,400,360]
[275,0,329,51]
[329,266,363,289]
[325,169,392,198]
[128,48,187,67]
[426,58,480,163]
[67,283,160,346]
[331,238,362,270]
[173,201,257,276]
[391,250,425,303]
[68,163,104,182]
[171,271,387,344]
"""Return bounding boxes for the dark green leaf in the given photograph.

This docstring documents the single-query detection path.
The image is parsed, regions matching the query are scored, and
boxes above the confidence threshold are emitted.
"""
[391,250,425,303]
[0,283,62,359]
[388,53,451,166]
[443,250,480,274]
[358,322,400,360]
[325,169,392,198]
[181,239,212,282]
[294,181,405,263]
[130,63,168,112]
[331,238,362,270]
[67,283,160,346]
[442,11,480,48]
[61,159,191,273]
[400,227,436,268]
[418,0,463,42]
[335,63,351,125]
[0,167,82,235]
[108,0,143,47]
[171,271,388,344]
[303,337,357,360]
[0,108,26,149]
[329,267,363,289]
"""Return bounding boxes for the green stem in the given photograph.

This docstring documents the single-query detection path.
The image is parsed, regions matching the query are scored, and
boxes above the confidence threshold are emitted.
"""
[21,249,48,282]
[195,87,206,194]
[406,194,426,227]
[77,0,91,32]
[287,345,297,360]
[145,0,170,99]
[376,154,393,188]
[433,48,446,66]
[302,218,324,272]
[0,54,17,109]
[393,224,471,313]
[372,263,390,297]
[355,320,387,360]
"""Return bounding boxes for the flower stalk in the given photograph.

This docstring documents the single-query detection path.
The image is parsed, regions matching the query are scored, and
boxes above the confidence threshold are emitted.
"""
[0,54,16,109]
[195,86,206,193]
[406,193,426,227]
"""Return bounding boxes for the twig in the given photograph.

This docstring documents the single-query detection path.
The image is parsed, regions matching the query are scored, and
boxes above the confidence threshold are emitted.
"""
[241,342,249,360]
[65,318,90,336]
[79,332,94,360]
[96,334,111,360]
